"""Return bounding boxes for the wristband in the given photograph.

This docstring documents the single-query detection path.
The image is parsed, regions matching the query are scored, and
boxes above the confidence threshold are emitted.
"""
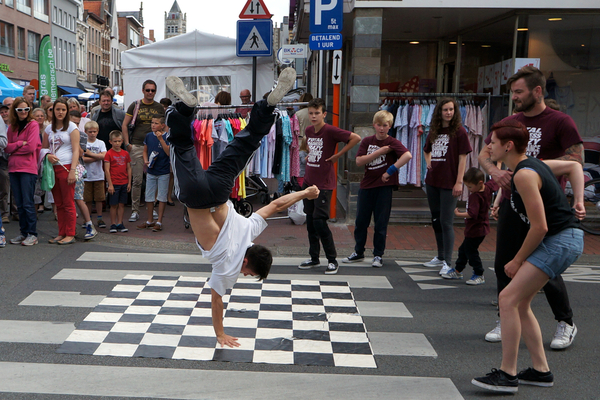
[386,165,399,175]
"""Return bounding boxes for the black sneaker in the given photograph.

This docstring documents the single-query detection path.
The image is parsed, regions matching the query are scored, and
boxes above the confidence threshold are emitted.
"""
[517,367,554,387]
[325,262,339,275]
[298,259,320,270]
[472,368,518,393]
[117,223,128,233]
[109,224,118,233]
[342,252,364,263]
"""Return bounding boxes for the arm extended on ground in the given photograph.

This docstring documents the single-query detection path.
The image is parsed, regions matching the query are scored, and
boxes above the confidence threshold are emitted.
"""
[256,185,320,220]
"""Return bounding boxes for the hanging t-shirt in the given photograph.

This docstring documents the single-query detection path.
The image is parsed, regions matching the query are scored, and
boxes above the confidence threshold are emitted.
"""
[464,180,499,237]
[126,100,165,145]
[84,139,107,181]
[357,135,409,189]
[423,126,472,190]
[104,148,131,185]
[144,132,171,176]
[304,123,352,190]
[198,201,268,297]
[46,121,79,165]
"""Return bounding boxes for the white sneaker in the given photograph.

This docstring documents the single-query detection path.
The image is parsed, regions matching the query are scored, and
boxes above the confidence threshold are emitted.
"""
[325,263,339,275]
[166,76,197,107]
[439,261,452,276]
[267,67,296,106]
[466,274,485,285]
[550,321,577,349]
[423,256,444,267]
[129,212,139,222]
[485,320,502,342]
[21,234,38,246]
[9,234,26,245]
[372,256,383,268]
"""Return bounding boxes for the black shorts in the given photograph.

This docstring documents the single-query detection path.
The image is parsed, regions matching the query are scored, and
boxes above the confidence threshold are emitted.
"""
[108,184,128,206]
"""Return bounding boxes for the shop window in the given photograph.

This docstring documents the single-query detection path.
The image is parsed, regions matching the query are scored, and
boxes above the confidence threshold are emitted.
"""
[380,41,438,93]
[0,21,15,57]
[27,31,40,61]
[528,14,600,137]
[17,27,25,58]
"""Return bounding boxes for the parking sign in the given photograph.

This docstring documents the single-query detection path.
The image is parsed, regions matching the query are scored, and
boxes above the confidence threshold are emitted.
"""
[310,0,343,33]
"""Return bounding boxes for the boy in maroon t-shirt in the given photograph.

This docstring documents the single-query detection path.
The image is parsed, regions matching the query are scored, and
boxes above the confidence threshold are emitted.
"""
[442,167,498,285]
[342,110,412,268]
[298,98,361,275]
[104,130,132,233]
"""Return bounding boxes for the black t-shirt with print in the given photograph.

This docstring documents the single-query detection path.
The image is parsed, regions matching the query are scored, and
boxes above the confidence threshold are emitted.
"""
[126,100,164,145]
[96,108,120,149]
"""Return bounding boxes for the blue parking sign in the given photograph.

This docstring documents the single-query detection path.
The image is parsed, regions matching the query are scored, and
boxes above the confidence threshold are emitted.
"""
[237,20,273,57]
[310,0,343,33]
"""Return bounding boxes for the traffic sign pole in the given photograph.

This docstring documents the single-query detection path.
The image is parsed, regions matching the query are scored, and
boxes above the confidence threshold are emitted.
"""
[252,57,257,103]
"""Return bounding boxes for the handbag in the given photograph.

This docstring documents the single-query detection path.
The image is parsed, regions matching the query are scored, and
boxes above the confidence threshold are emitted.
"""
[41,156,55,191]
[127,100,141,133]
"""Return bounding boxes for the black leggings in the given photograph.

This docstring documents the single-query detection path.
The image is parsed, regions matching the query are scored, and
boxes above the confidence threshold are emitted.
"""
[495,198,573,323]
[167,101,275,209]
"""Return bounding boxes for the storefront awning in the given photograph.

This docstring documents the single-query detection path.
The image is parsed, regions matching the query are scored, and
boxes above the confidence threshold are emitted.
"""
[58,85,85,98]
[77,80,95,92]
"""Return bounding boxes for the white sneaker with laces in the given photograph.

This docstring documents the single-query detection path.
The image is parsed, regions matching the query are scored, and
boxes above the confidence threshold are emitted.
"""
[166,76,197,107]
[466,274,485,285]
[267,67,296,106]
[21,234,38,246]
[423,256,444,267]
[10,234,26,245]
[485,320,502,342]
[129,212,139,222]
[439,261,452,276]
[550,321,577,349]
[372,256,383,268]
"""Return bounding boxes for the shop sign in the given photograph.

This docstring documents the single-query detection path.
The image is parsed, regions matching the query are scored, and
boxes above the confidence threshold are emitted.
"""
[309,33,342,51]
[0,63,13,73]
[282,44,307,58]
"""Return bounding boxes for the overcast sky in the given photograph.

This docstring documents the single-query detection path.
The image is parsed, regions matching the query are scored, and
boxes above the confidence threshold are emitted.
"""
[116,0,291,42]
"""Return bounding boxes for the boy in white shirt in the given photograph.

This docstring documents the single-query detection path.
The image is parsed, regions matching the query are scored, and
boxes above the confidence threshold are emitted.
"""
[83,121,107,230]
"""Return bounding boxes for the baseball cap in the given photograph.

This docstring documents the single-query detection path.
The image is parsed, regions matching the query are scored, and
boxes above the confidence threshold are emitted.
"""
[0,104,8,111]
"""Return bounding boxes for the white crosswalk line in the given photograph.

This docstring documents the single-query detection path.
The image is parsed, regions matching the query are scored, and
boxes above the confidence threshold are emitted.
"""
[369,332,438,357]
[19,291,105,307]
[0,362,463,399]
[0,321,75,344]
[356,301,413,318]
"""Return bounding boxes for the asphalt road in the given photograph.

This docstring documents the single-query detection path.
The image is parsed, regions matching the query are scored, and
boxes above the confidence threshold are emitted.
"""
[0,220,599,400]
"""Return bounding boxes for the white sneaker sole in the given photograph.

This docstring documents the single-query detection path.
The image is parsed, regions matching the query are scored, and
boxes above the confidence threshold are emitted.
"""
[471,379,518,393]
[550,325,577,349]
[267,67,296,106]
[485,334,501,343]
[325,269,339,275]
[166,76,197,107]
[423,262,444,268]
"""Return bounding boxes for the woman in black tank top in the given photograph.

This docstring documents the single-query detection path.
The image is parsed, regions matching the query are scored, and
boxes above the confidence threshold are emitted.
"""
[472,120,585,393]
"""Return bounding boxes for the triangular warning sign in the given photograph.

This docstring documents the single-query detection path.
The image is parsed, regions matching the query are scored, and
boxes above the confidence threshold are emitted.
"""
[239,0,271,19]
[241,26,268,51]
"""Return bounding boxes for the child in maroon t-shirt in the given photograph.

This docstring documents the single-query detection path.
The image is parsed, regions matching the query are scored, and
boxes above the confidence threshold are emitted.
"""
[342,110,412,268]
[298,98,361,275]
[442,167,498,285]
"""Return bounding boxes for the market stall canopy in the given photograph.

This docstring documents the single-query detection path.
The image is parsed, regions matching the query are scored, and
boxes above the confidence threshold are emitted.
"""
[0,71,24,100]
[120,29,275,107]
[59,85,86,98]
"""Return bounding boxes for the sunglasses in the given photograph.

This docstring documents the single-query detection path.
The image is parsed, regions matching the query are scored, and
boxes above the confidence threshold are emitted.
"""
[145,89,156,93]
[16,107,31,112]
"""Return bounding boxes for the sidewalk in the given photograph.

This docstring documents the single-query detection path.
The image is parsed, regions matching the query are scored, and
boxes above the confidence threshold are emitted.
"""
[55,200,600,263]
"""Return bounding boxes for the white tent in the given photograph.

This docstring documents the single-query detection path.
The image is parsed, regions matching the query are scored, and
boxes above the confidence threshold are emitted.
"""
[121,30,275,108]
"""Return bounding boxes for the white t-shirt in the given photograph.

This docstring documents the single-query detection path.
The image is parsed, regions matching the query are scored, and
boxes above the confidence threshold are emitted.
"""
[84,139,107,181]
[197,201,268,297]
[46,121,79,165]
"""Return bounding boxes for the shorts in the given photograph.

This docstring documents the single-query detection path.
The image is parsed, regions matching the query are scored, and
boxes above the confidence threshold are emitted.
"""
[107,184,128,206]
[84,180,105,203]
[302,186,332,220]
[527,228,584,279]
[145,173,169,203]
[74,178,84,200]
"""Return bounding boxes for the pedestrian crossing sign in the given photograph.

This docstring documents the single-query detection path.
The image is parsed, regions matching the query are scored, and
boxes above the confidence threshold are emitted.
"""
[237,20,273,57]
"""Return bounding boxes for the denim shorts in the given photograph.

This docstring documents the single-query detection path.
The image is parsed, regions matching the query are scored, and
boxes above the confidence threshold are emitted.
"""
[527,228,584,279]
[74,178,84,200]
[145,173,169,203]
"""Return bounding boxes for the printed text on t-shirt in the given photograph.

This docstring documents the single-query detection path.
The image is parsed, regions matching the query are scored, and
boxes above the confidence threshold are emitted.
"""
[367,144,386,170]
[526,127,542,158]
[307,137,324,167]
[431,134,449,161]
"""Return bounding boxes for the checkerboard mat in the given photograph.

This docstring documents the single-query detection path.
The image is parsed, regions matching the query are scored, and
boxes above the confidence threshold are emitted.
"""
[57,275,377,368]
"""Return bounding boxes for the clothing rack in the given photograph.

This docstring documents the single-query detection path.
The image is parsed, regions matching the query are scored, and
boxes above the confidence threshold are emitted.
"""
[194,102,309,110]
[379,92,491,132]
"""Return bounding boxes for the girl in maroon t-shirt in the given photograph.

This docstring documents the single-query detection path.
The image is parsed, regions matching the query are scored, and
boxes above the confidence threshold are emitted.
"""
[422,98,472,275]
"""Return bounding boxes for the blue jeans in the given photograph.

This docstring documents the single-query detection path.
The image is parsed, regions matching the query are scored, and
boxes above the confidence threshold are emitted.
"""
[9,172,38,236]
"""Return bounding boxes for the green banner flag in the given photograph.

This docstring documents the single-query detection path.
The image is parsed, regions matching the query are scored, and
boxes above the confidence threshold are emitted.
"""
[38,34,58,101]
